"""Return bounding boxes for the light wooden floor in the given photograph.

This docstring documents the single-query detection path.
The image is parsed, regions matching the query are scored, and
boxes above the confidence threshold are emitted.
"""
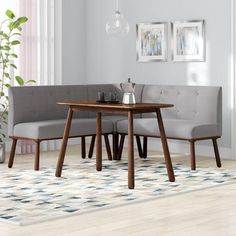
[0,144,236,236]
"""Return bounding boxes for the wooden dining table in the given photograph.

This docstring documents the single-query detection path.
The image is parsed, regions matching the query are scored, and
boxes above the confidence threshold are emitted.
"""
[55,100,175,189]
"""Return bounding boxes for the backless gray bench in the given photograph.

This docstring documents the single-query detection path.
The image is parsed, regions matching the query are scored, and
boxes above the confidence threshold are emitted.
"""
[7,84,222,170]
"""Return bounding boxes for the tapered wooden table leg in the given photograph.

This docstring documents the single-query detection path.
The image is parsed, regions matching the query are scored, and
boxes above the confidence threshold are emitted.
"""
[156,109,175,182]
[96,112,102,171]
[128,110,135,189]
[55,108,74,177]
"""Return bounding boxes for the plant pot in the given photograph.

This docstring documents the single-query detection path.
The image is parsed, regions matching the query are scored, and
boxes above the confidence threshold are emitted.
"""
[0,142,5,163]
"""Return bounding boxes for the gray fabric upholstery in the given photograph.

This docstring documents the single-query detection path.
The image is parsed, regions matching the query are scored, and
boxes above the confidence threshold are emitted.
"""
[13,119,113,139]
[116,118,218,139]
[8,84,222,142]
[8,85,88,136]
[103,115,127,131]
[141,85,222,136]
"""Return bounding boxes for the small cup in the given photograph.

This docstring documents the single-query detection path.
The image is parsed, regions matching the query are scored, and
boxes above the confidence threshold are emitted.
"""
[108,91,117,101]
[97,91,105,102]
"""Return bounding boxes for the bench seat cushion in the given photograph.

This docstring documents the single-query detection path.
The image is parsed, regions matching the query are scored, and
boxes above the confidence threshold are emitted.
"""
[103,115,127,131]
[13,119,113,140]
[116,118,218,139]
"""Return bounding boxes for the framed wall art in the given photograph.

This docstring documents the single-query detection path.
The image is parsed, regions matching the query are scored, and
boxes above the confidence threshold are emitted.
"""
[171,20,205,62]
[136,22,168,62]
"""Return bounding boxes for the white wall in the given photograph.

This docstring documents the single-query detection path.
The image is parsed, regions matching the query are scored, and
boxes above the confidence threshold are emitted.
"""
[84,0,232,150]
[61,0,232,153]
[62,0,86,85]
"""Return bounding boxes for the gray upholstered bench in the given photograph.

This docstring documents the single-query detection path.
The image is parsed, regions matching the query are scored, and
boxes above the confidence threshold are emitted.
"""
[7,84,143,170]
[115,85,222,170]
[7,84,222,171]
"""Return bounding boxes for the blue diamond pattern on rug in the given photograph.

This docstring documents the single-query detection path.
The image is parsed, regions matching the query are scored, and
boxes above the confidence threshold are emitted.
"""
[0,159,236,225]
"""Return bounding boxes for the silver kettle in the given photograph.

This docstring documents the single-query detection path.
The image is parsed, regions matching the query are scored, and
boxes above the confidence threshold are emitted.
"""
[120,78,136,104]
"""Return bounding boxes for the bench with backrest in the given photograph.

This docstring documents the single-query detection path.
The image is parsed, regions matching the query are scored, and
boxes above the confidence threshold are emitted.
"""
[116,85,222,169]
[7,84,143,170]
[7,84,222,170]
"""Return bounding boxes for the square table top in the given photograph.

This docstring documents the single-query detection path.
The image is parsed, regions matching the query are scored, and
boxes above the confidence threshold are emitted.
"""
[58,100,174,114]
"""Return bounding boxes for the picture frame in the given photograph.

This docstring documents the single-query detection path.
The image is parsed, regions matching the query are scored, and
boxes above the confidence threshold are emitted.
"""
[171,20,205,62]
[136,22,168,62]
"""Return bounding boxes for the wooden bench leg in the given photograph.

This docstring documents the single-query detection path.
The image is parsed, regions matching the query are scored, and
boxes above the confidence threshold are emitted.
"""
[88,135,96,158]
[113,133,119,160]
[81,136,86,159]
[88,134,112,160]
[143,136,148,159]
[212,138,222,168]
[117,135,148,160]
[118,134,126,160]
[136,136,143,158]
[8,138,18,168]
[104,134,112,160]
[190,140,196,170]
[35,140,41,171]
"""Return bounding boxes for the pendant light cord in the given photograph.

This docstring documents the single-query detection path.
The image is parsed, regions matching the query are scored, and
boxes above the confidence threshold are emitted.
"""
[116,0,119,11]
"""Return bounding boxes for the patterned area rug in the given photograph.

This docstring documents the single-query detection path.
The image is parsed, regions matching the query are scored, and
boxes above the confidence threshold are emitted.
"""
[0,158,236,226]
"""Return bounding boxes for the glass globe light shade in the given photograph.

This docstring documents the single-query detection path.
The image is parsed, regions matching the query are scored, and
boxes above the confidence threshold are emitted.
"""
[105,11,130,38]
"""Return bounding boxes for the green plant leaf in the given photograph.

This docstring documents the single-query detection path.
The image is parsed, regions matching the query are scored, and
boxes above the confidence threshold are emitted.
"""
[11,40,20,45]
[4,73,10,78]
[0,92,4,96]
[0,32,9,40]
[26,80,36,84]
[8,22,14,30]
[3,59,9,63]
[10,53,18,58]
[6,10,15,19]
[11,33,21,36]
[0,46,11,50]
[10,64,17,69]
[12,21,20,29]
[17,17,28,24]
[4,83,11,88]
[8,20,21,30]
[17,26,22,31]
[2,111,8,119]
[15,76,24,86]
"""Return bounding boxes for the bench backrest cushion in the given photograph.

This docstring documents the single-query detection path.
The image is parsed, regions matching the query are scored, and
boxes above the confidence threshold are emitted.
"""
[142,85,222,135]
[8,85,88,136]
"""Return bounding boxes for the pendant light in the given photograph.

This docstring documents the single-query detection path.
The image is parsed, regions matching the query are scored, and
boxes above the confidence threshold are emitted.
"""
[105,0,130,38]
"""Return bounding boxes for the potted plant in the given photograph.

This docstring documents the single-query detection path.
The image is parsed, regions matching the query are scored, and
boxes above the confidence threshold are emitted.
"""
[0,9,35,163]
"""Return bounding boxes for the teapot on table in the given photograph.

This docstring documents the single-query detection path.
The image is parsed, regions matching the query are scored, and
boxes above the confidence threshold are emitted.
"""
[120,78,136,104]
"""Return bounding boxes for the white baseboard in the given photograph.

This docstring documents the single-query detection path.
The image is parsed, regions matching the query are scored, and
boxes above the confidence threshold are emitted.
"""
[5,137,234,160]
